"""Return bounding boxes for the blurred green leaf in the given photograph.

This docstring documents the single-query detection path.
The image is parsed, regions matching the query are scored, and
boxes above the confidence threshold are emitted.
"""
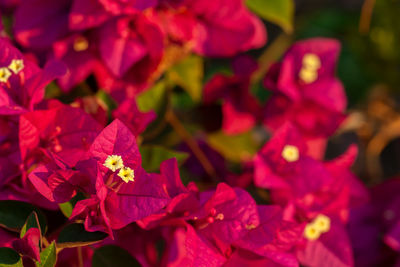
[44,82,62,99]
[92,245,140,267]
[96,90,117,112]
[207,131,259,162]
[137,81,167,113]
[59,192,86,218]
[57,223,108,248]
[167,55,203,102]
[140,145,189,172]
[57,83,93,104]
[1,15,13,38]
[251,80,271,104]
[246,0,294,33]
[171,91,196,110]
[0,247,22,267]
[204,59,232,83]
[20,212,40,239]
[36,242,56,267]
[0,201,47,234]
[295,9,357,39]
[337,44,371,106]
[138,81,170,141]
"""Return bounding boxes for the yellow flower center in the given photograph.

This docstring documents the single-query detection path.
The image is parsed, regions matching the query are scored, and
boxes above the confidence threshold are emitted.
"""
[281,145,299,162]
[303,214,331,241]
[118,167,135,183]
[299,53,321,84]
[299,68,318,84]
[302,53,321,69]
[103,155,124,172]
[0,67,11,83]
[245,224,256,230]
[73,36,89,52]
[8,59,24,74]
[304,224,321,241]
[313,214,331,233]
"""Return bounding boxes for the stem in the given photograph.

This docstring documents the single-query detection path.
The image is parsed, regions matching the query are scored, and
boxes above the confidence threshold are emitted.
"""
[359,0,376,34]
[141,119,168,142]
[252,33,292,83]
[78,246,84,267]
[42,236,50,247]
[165,109,217,179]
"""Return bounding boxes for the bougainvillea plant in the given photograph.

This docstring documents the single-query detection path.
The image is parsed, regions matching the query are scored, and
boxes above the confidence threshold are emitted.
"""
[0,0,396,266]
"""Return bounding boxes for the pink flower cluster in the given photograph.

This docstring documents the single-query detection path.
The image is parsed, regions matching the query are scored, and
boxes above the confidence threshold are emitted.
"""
[0,1,396,266]
[10,0,265,98]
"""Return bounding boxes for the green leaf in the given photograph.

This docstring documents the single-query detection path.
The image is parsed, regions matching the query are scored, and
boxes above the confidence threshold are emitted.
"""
[20,212,42,252]
[0,247,22,267]
[59,192,86,218]
[137,81,170,140]
[0,201,47,234]
[171,91,196,110]
[36,242,56,267]
[203,59,232,83]
[251,80,271,104]
[92,245,141,267]
[57,223,108,249]
[136,81,167,113]
[206,131,259,162]
[58,202,73,219]
[1,15,13,38]
[20,212,41,238]
[167,55,203,102]
[96,90,117,111]
[246,0,294,33]
[44,82,62,99]
[139,145,189,172]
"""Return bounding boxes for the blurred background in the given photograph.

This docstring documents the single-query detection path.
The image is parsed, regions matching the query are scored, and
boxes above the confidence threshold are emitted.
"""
[145,0,400,189]
[294,0,400,186]
[250,0,400,187]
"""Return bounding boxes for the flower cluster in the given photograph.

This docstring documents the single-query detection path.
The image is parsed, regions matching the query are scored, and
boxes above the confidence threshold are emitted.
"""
[8,0,265,100]
[0,1,396,267]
